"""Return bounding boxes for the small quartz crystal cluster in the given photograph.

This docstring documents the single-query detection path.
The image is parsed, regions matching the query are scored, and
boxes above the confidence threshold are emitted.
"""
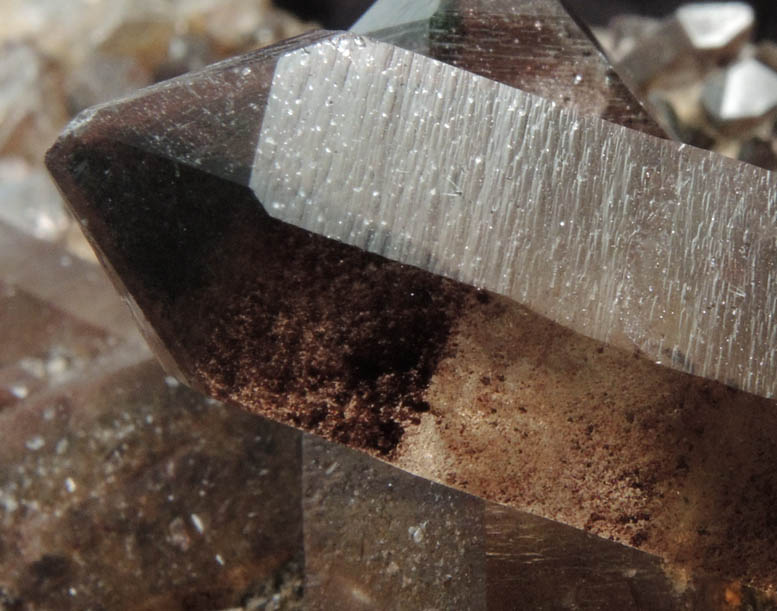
[595,1,777,169]
[0,0,312,256]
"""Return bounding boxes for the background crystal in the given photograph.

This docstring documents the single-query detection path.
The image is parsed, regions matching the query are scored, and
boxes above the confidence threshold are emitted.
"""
[702,57,777,124]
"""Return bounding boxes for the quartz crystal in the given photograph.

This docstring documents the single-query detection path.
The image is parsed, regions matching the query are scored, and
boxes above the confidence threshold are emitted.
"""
[3,218,745,609]
[45,0,777,597]
[6,215,746,606]
[254,33,777,401]
[675,2,754,54]
[701,57,777,125]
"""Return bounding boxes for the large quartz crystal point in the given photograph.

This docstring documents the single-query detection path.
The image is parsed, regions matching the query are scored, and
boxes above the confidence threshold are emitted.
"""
[45,30,334,390]
[46,10,777,592]
[45,1,661,450]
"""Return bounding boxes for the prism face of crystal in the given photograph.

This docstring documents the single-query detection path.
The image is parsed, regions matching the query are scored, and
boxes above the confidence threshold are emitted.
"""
[253,33,777,400]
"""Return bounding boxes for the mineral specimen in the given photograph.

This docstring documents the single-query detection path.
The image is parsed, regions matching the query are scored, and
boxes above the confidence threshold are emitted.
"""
[254,33,777,400]
[44,0,777,598]
[618,1,753,90]
[701,57,777,125]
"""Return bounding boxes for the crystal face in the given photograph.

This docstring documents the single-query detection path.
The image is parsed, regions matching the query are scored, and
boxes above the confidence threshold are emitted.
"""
[253,33,777,400]
[702,57,777,123]
[360,0,663,138]
[676,2,754,51]
[351,0,441,34]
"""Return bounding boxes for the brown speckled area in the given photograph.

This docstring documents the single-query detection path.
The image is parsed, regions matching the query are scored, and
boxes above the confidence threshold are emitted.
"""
[189,210,472,455]
[398,291,777,590]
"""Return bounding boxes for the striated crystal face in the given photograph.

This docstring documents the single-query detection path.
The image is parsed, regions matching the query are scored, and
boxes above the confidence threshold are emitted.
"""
[44,0,777,597]
[358,0,664,138]
[253,33,777,400]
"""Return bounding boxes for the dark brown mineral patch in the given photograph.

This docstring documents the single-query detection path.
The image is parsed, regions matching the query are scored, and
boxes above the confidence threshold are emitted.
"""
[192,201,472,455]
[49,136,472,456]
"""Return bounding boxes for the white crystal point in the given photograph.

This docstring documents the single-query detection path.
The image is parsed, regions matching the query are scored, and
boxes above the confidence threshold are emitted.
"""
[676,2,753,51]
[702,58,777,122]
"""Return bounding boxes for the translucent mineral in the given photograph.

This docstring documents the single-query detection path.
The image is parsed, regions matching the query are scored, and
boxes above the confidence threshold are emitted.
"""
[254,34,777,400]
[618,2,753,89]
[676,2,754,54]
[42,4,777,598]
[701,57,777,124]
